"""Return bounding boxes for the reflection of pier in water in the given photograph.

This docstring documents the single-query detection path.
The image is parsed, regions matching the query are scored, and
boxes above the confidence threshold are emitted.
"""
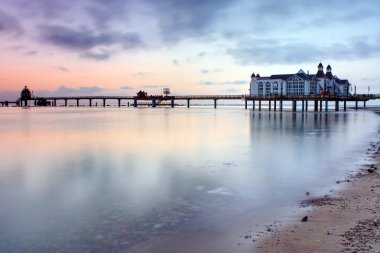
[6,93,380,111]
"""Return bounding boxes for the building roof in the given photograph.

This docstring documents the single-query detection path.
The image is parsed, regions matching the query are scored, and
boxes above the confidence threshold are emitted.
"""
[316,70,325,78]
[270,74,292,79]
[256,72,316,81]
[335,78,349,85]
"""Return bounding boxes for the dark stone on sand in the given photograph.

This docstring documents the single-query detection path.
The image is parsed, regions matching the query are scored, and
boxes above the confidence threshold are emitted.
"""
[301,216,308,222]
[306,192,310,196]
[368,168,374,173]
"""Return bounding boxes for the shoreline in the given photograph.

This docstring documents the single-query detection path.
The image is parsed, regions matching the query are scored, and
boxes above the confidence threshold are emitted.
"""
[253,109,380,253]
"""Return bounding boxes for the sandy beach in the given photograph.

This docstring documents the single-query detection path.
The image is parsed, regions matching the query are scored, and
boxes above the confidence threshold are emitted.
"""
[254,110,380,253]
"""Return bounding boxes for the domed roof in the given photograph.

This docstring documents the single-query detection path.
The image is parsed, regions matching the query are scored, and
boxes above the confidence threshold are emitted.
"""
[326,64,331,70]
[251,72,255,78]
[20,86,32,99]
[318,62,323,68]
[256,73,260,77]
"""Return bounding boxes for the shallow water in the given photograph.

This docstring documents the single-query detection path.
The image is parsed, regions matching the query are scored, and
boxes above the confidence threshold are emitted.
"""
[0,107,378,253]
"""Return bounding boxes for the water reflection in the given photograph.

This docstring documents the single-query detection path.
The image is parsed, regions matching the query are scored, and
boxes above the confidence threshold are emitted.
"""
[0,108,378,253]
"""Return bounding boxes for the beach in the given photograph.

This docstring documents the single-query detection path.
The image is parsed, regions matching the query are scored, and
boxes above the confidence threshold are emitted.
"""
[254,109,380,253]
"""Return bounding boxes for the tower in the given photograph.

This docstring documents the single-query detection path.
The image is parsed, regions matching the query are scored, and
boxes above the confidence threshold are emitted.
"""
[326,65,333,79]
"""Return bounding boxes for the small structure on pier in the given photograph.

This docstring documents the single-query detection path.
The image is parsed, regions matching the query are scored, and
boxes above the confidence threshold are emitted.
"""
[19,85,34,106]
[20,86,32,100]
[136,90,148,98]
[250,63,351,97]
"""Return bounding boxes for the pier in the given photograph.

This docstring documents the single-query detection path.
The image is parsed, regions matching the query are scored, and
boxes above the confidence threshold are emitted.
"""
[0,101,18,107]
[9,93,380,111]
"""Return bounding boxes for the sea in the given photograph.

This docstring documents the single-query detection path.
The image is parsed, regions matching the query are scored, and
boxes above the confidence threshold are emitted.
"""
[0,106,378,253]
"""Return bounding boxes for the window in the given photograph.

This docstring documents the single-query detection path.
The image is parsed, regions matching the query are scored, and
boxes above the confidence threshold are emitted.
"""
[258,82,264,96]
[272,82,278,94]
[310,80,318,94]
[286,76,305,95]
[265,82,271,95]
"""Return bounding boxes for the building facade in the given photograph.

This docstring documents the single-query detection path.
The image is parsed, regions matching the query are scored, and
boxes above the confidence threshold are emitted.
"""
[250,63,351,97]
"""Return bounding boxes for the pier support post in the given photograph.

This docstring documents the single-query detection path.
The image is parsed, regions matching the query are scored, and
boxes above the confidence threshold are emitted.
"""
[171,100,175,108]
[269,100,271,111]
[54,99,57,106]
[245,99,248,109]
[64,99,68,107]
[314,101,318,111]
[252,100,255,110]
[214,99,217,109]
[280,100,283,111]
[344,101,347,111]
[259,100,261,111]
[89,99,92,107]
[364,101,366,108]
[319,101,323,111]
[355,101,358,110]
[187,99,190,108]
[302,100,305,112]
[152,99,156,108]
[335,101,339,111]
[292,100,297,111]
[134,99,137,107]
[118,99,121,107]
[325,101,328,111]
[274,100,277,111]
[103,99,106,107]
[76,99,79,107]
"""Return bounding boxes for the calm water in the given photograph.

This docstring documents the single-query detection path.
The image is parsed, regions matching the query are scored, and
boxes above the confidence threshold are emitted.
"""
[0,107,378,253]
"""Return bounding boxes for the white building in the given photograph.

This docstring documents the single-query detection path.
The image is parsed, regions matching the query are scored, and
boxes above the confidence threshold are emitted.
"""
[250,63,351,97]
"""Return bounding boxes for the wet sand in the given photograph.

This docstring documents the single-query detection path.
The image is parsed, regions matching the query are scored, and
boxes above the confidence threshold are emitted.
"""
[254,110,380,253]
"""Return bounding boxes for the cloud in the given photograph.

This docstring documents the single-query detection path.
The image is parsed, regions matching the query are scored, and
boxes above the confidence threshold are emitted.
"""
[198,52,207,58]
[24,50,37,56]
[147,0,234,42]
[200,68,222,74]
[142,84,167,88]
[131,72,157,78]
[38,25,142,59]
[0,90,20,100]
[78,86,102,93]
[81,50,112,61]
[0,8,24,35]
[227,36,380,65]
[36,85,103,96]
[199,80,246,86]
[54,66,69,72]
[172,59,180,66]
[2,0,380,64]
[39,25,142,50]
[220,88,239,93]
[121,86,132,90]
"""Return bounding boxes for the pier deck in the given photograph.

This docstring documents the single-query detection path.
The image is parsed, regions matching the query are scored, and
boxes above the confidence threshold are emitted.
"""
[6,94,380,111]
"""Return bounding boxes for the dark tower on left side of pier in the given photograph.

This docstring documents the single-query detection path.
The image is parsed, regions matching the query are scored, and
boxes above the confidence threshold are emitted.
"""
[20,86,32,106]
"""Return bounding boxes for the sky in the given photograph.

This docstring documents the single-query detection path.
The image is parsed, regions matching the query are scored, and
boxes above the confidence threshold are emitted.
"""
[1,0,380,100]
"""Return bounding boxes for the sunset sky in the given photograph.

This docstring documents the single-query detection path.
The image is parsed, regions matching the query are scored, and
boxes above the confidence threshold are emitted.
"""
[1,0,380,100]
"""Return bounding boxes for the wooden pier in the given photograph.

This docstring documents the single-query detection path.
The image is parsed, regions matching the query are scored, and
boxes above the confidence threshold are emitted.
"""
[5,94,380,111]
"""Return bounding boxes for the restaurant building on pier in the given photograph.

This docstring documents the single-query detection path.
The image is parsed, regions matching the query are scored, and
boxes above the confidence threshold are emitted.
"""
[250,63,351,97]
